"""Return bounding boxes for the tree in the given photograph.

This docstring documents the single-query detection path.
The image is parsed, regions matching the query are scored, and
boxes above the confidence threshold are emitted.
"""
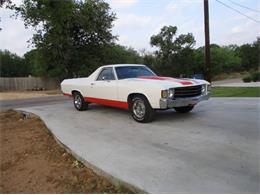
[24,49,46,76]
[151,26,195,59]
[0,50,30,77]
[193,44,241,77]
[101,45,142,65]
[150,25,196,76]
[236,38,259,71]
[0,0,12,31]
[0,0,11,7]
[14,0,116,79]
[211,45,241,74]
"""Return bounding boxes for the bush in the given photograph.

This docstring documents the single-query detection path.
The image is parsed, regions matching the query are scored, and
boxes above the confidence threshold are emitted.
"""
[251,72,260,82]
[243,76,252,83]
[243,72,260,82]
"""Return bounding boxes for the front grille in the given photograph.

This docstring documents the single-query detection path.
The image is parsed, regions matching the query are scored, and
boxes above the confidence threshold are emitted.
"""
[174,85,202,98]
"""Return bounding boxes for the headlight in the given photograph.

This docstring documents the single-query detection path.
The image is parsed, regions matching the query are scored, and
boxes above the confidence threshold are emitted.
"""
[161,89,175,98]
[161,90,168,98]
[201,84,206,93]
[168,89,174,98]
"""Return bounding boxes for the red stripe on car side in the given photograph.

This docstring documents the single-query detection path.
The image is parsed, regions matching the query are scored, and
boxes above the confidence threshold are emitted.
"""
[63,93,72,97]
[63,93,128,109]
[84,97,129,109]
[64,93,128,109]
[138,76,193,85]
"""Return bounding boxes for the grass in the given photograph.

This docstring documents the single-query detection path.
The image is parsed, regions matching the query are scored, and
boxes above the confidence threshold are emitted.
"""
[211,87,260,97]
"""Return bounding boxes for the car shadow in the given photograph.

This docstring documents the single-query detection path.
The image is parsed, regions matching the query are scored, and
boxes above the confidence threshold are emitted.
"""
[155,109,198,123]
[88,103,198,123]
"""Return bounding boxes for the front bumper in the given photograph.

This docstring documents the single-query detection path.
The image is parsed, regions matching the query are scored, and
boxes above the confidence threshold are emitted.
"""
[160,93,210,109]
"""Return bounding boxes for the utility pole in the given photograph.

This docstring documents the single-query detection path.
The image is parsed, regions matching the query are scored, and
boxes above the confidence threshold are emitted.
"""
[204,0,211,82]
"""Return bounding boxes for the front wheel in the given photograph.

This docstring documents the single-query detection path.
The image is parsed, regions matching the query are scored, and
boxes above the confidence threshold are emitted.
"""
[73,92,88,111]
[174,105,194,113]
[130,95,155,123]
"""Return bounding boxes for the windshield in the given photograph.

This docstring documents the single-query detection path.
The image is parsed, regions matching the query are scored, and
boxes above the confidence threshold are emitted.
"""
[115,66,156,80]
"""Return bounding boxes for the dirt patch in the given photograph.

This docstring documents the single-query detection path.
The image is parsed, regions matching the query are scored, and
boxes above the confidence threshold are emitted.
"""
[0,110,134,193]
[0,90,62,101]
[212,71,249,81]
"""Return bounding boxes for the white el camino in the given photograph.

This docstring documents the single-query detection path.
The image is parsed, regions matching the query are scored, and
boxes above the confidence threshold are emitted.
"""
[61,64,210,122]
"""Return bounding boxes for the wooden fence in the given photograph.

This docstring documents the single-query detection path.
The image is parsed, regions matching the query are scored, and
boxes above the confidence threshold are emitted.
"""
[0,77,60,91]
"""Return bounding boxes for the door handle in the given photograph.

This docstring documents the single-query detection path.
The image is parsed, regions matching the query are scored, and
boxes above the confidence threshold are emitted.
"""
[91,83,95,86]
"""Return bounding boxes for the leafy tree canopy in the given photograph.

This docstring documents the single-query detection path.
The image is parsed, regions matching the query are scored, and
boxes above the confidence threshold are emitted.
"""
[0,50,30,77]
[149,25,196,76]
[1,2,259,80]
[14,0,116,79]
[235,38,259,71]
[151,25,195,59]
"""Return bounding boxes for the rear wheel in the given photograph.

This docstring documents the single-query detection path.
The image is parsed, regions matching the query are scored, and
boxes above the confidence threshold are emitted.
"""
[130,95,154,123]
[174,105,194,113]
[73,92,88,111]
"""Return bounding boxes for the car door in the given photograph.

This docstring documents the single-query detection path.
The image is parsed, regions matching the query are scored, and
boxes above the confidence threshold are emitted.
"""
[88,67,117,101]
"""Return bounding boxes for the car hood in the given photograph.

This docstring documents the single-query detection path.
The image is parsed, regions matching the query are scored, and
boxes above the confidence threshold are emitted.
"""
[121,76,209,88]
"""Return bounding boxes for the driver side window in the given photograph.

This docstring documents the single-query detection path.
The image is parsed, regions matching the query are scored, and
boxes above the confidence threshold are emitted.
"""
[97,67,115,81]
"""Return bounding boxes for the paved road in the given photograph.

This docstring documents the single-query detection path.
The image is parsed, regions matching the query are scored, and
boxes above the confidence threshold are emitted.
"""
[0,95,70,111]
[18,98,260,193]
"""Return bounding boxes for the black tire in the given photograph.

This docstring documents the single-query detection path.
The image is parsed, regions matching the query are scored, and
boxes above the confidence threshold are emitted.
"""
[174,105,194,113]
[130,95,155,123]
[72,92,88,111]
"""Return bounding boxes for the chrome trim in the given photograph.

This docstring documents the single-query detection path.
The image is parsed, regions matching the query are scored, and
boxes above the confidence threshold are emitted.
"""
[174,85,203,98]
[74,94,82,109]
[160,93,210,109]
[95,67,116,81]
[133,99,146,119]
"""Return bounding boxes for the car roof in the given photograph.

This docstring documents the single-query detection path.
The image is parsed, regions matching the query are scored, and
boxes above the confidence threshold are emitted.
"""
[100,64,146,68]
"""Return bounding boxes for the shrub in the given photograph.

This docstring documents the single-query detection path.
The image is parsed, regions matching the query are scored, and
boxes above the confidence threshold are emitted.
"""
[243,76,252,83]
[251,72,260,82]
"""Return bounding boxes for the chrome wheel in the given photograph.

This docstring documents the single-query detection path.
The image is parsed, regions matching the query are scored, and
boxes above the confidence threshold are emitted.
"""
[130,95,155,123]
[72,92,88,111]
[133,99,146,119]
[74,94,82,109]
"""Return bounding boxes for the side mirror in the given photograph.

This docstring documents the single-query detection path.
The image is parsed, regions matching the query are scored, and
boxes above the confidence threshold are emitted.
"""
[102,76,106,80]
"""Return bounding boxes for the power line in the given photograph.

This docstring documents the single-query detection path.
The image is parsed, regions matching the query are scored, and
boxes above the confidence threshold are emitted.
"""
[226,0,260,14]
[216,0,260,24]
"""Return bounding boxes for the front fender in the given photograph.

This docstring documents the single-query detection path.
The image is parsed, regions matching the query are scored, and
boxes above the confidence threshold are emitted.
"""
[125,88,162,109]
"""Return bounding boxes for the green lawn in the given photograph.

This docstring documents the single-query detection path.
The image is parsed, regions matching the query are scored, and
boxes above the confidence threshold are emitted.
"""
[211,87,260,97]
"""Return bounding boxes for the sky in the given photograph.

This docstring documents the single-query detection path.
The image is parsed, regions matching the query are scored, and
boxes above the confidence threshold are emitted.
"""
[0,0,259,56]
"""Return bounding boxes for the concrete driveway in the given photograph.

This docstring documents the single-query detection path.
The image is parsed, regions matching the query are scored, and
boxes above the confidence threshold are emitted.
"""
[19,98,260,193]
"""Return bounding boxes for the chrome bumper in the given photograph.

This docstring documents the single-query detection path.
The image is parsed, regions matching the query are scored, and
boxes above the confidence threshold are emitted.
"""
[160,93,210,109]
